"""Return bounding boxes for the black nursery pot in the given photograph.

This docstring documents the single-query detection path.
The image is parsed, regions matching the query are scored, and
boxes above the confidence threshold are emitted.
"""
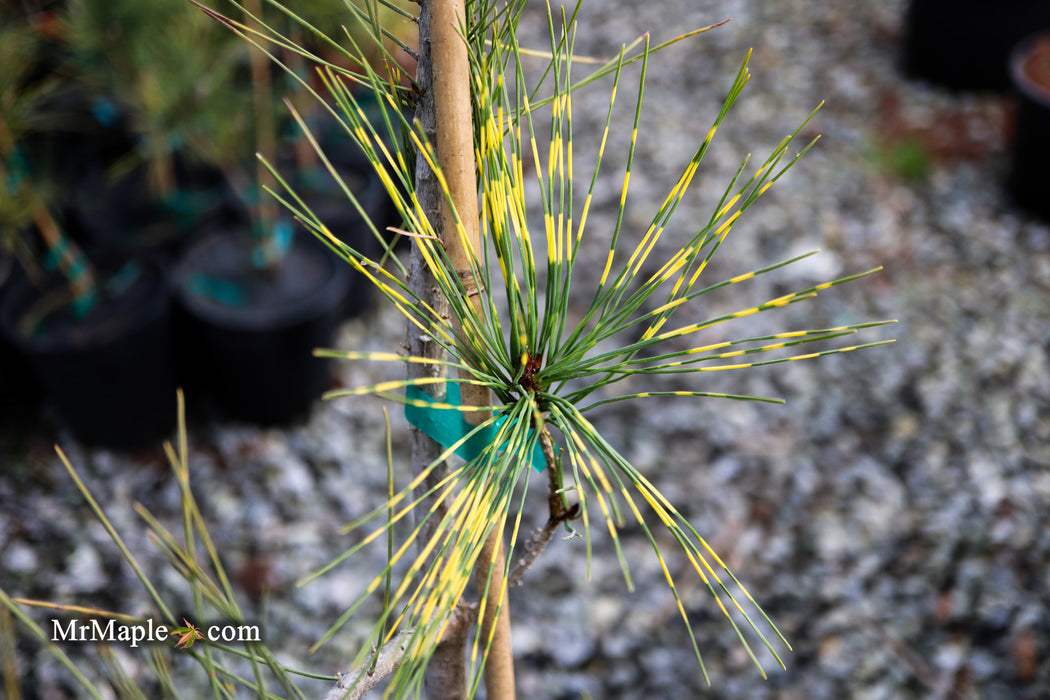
[903,0,1050,91]
[1007,33,1050,220]
[282,115,392,317]
[0,256,41,429]
[71,156,246,263]
[0,256,177,448]
[172,231,351,425]
[297,170,383,319]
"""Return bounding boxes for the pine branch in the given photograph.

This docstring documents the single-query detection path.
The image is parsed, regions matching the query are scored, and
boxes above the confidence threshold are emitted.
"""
[508,429,579,587]
[319,605,479,700]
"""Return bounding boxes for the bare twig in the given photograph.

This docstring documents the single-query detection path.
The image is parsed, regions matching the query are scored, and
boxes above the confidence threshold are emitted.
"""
[321,630,411,700]
[507,514,566,588]
[865,617,968,700]
[320,605,478,700]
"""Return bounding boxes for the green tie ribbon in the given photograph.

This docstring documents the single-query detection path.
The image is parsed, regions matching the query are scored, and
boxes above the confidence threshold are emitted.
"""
[404,383,547,472]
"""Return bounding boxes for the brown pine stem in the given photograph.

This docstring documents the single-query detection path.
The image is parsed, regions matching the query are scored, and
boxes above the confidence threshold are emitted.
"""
[508,429,579,588]
[320,605,479,700]
[539,428,571,523]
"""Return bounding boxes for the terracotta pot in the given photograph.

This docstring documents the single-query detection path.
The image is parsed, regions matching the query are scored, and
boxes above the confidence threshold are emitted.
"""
[1007,33,1050,220]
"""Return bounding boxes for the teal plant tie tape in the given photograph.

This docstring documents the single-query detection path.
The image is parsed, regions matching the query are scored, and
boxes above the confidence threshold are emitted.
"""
[250,244,266,270]
[71,288,97,319]
[106,260,141,297]
[165,128,185,151]
[187,272,245,307]
[404,383,547,472]
[163,187,221,218]
[91,96,119,127]
[273,219,293,257]
[65,255,87,283]
[43,237,69,271]
[7,147,29,191]
[251,219,295,270]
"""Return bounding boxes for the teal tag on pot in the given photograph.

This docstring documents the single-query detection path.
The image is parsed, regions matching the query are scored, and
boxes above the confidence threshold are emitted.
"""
[404,383,546,472]
[187,273,245,307]
[91,96,119,126]
[251,219,294,270]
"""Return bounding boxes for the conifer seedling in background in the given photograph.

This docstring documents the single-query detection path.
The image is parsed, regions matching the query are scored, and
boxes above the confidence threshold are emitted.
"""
[0,22,98,326]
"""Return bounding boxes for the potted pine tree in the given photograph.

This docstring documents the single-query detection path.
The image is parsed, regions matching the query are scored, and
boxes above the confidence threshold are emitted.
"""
[0,26,176,448]
[170,0,356,425]
[210,2,897,695]
[61,0,249,260]
[0,2,897,697]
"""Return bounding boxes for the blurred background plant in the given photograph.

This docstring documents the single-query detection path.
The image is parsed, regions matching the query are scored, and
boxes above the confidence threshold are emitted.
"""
[0,17,96,312]
[0,5,182,450]
[63,0,249,203]
[0,0,419,439]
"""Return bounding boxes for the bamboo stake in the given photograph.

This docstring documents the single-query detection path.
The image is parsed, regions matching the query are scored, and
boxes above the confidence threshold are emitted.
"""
[407,0,468,696]
[423,0,516,697]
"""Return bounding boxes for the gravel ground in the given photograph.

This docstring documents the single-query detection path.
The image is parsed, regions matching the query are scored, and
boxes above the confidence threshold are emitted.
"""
[4,1,1050,698]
